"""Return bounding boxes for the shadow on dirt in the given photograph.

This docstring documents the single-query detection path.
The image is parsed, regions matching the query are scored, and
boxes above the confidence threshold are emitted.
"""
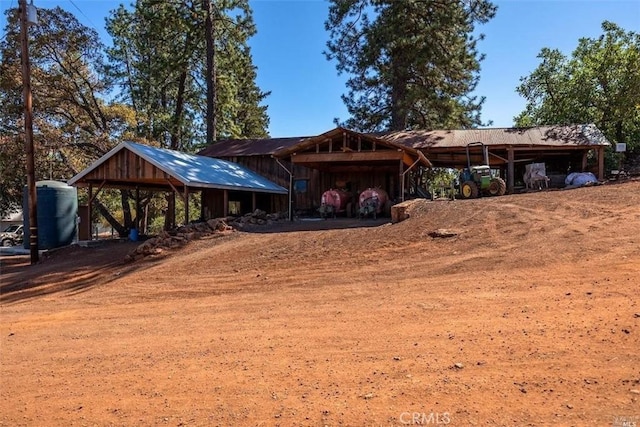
[238,217,391,233]
[0,240,157,305]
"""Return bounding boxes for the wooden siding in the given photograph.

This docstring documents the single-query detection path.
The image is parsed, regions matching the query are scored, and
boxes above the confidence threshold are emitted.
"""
[82,148,182,187]
[214,154,402,213]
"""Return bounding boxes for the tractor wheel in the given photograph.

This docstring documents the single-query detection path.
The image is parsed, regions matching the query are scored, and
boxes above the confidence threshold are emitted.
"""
[460,181,479,199]
[488,177,507,196]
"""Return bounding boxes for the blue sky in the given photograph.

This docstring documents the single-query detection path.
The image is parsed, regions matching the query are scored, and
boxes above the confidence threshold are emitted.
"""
[1,0,639,137]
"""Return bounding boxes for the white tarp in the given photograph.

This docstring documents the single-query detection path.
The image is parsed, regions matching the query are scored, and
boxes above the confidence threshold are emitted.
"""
[565,172,598,187]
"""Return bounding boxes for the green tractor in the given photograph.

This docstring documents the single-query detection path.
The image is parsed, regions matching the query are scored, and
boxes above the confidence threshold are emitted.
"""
[458,142,506,199]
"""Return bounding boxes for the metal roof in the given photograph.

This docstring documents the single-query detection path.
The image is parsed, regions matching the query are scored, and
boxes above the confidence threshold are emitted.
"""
[68,142,288,194]
[379,124,610,149]
[197,136,310,157]
[197,124,609,157]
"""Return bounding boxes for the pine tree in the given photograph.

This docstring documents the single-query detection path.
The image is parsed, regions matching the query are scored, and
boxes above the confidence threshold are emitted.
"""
[325,0,496,132]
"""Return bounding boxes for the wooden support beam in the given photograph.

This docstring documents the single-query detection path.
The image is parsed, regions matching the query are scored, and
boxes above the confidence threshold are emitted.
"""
[507,146,515,194]
[252,192,257,212]
[87,183,93,240]
[88,180,107,205]
[135,186,140,230]
[223,189,229,217]
[597,147,605,180]
[166,178,186,202]
[357,136,361,152]
[184,186,189,224]
[488,152,508,163]
[291,151,404,163]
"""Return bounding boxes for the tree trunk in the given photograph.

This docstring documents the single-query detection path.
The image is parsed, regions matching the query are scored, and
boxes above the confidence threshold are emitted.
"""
[204,0,217,144]
[390,51,408,131]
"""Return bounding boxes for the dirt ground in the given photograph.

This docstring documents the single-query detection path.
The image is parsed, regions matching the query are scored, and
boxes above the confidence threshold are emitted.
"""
[1,180,639,426]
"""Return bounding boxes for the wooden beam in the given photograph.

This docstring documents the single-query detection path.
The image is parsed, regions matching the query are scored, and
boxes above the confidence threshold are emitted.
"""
[402,153,416,167]
[223,189,229,217]
[166,178,186,202]
[88,180,107,204]
[184,186,189,224]
[291,151,404,163]
[87,183,92,240]
[488,151,508,163]
[507,146,515,194]
[597,147,605,180]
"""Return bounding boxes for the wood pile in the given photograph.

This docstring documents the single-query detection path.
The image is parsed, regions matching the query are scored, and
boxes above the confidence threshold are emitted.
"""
[124,210,287,262]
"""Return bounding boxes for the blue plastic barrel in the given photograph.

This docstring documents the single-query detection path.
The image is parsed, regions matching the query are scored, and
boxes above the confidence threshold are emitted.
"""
[129,228,138,242]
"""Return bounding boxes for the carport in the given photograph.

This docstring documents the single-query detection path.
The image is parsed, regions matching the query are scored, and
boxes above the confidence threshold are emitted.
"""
[68,141,287,238]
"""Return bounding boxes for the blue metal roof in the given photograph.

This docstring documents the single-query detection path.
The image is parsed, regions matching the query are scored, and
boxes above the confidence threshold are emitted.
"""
[68,142,288,194]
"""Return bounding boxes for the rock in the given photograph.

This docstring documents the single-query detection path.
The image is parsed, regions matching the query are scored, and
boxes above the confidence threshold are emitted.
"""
[429,229,459,238]
[453,362,464,369]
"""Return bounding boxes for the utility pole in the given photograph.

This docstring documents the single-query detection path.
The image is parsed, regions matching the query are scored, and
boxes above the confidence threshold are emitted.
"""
[19,0,38,264]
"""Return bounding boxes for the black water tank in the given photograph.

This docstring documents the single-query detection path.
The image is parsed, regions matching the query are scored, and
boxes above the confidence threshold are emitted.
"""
[23,180,78,250]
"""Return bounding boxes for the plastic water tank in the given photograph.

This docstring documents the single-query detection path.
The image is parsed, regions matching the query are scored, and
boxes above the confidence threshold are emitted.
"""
[23,180,78,250]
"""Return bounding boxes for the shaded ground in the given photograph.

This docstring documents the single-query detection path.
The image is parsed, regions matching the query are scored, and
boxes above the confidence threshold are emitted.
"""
[1,180,639,426]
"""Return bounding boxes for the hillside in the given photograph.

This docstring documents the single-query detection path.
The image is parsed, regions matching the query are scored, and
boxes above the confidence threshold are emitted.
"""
[1,180,639,426]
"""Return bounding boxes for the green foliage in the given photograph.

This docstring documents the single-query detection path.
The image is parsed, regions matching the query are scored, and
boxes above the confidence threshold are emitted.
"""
[325,0,497,132]
[105,0,270,150]
[0,7,136,216]
[515,21,640,155]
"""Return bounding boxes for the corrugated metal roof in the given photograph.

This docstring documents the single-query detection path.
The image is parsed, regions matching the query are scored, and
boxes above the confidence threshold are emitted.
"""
[379,124,610,149]
[198,125,609,157]
[68,142,288,194]
[197,137,310,157]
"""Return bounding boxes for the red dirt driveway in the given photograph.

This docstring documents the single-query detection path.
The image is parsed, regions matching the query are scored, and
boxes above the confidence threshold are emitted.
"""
[1,180,639,426]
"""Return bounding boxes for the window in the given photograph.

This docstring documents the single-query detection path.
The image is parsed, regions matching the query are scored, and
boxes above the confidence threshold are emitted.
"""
[294,179,308,193]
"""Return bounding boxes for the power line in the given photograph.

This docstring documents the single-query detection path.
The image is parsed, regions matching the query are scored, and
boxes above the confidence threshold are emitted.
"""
[67,0,98,29]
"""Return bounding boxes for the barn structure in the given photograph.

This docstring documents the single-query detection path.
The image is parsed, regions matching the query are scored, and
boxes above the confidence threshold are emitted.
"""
[68,141,287,237]
[198,124,610,214]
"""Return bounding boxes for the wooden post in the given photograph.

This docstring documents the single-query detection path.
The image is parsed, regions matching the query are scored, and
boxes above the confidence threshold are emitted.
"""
[184,186,189,224]
[399,158,404,201]
[135,186,140,230]
[252,192,257,212]
[87,183,93,240]
[582,151,589,172]
[20,0,38,263]
[170,192,176,229]
[597,147,605,180]
[507,146,515,194]
[223,189,229,217]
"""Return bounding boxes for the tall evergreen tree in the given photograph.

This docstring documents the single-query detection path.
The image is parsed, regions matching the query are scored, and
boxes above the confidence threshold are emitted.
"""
[325,0,496,132]
[105,0,269,150]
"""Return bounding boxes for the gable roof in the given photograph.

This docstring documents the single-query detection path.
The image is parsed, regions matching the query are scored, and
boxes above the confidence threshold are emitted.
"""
[197,124,609,158]
[68,142,288,194]
[273,127,432,167]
